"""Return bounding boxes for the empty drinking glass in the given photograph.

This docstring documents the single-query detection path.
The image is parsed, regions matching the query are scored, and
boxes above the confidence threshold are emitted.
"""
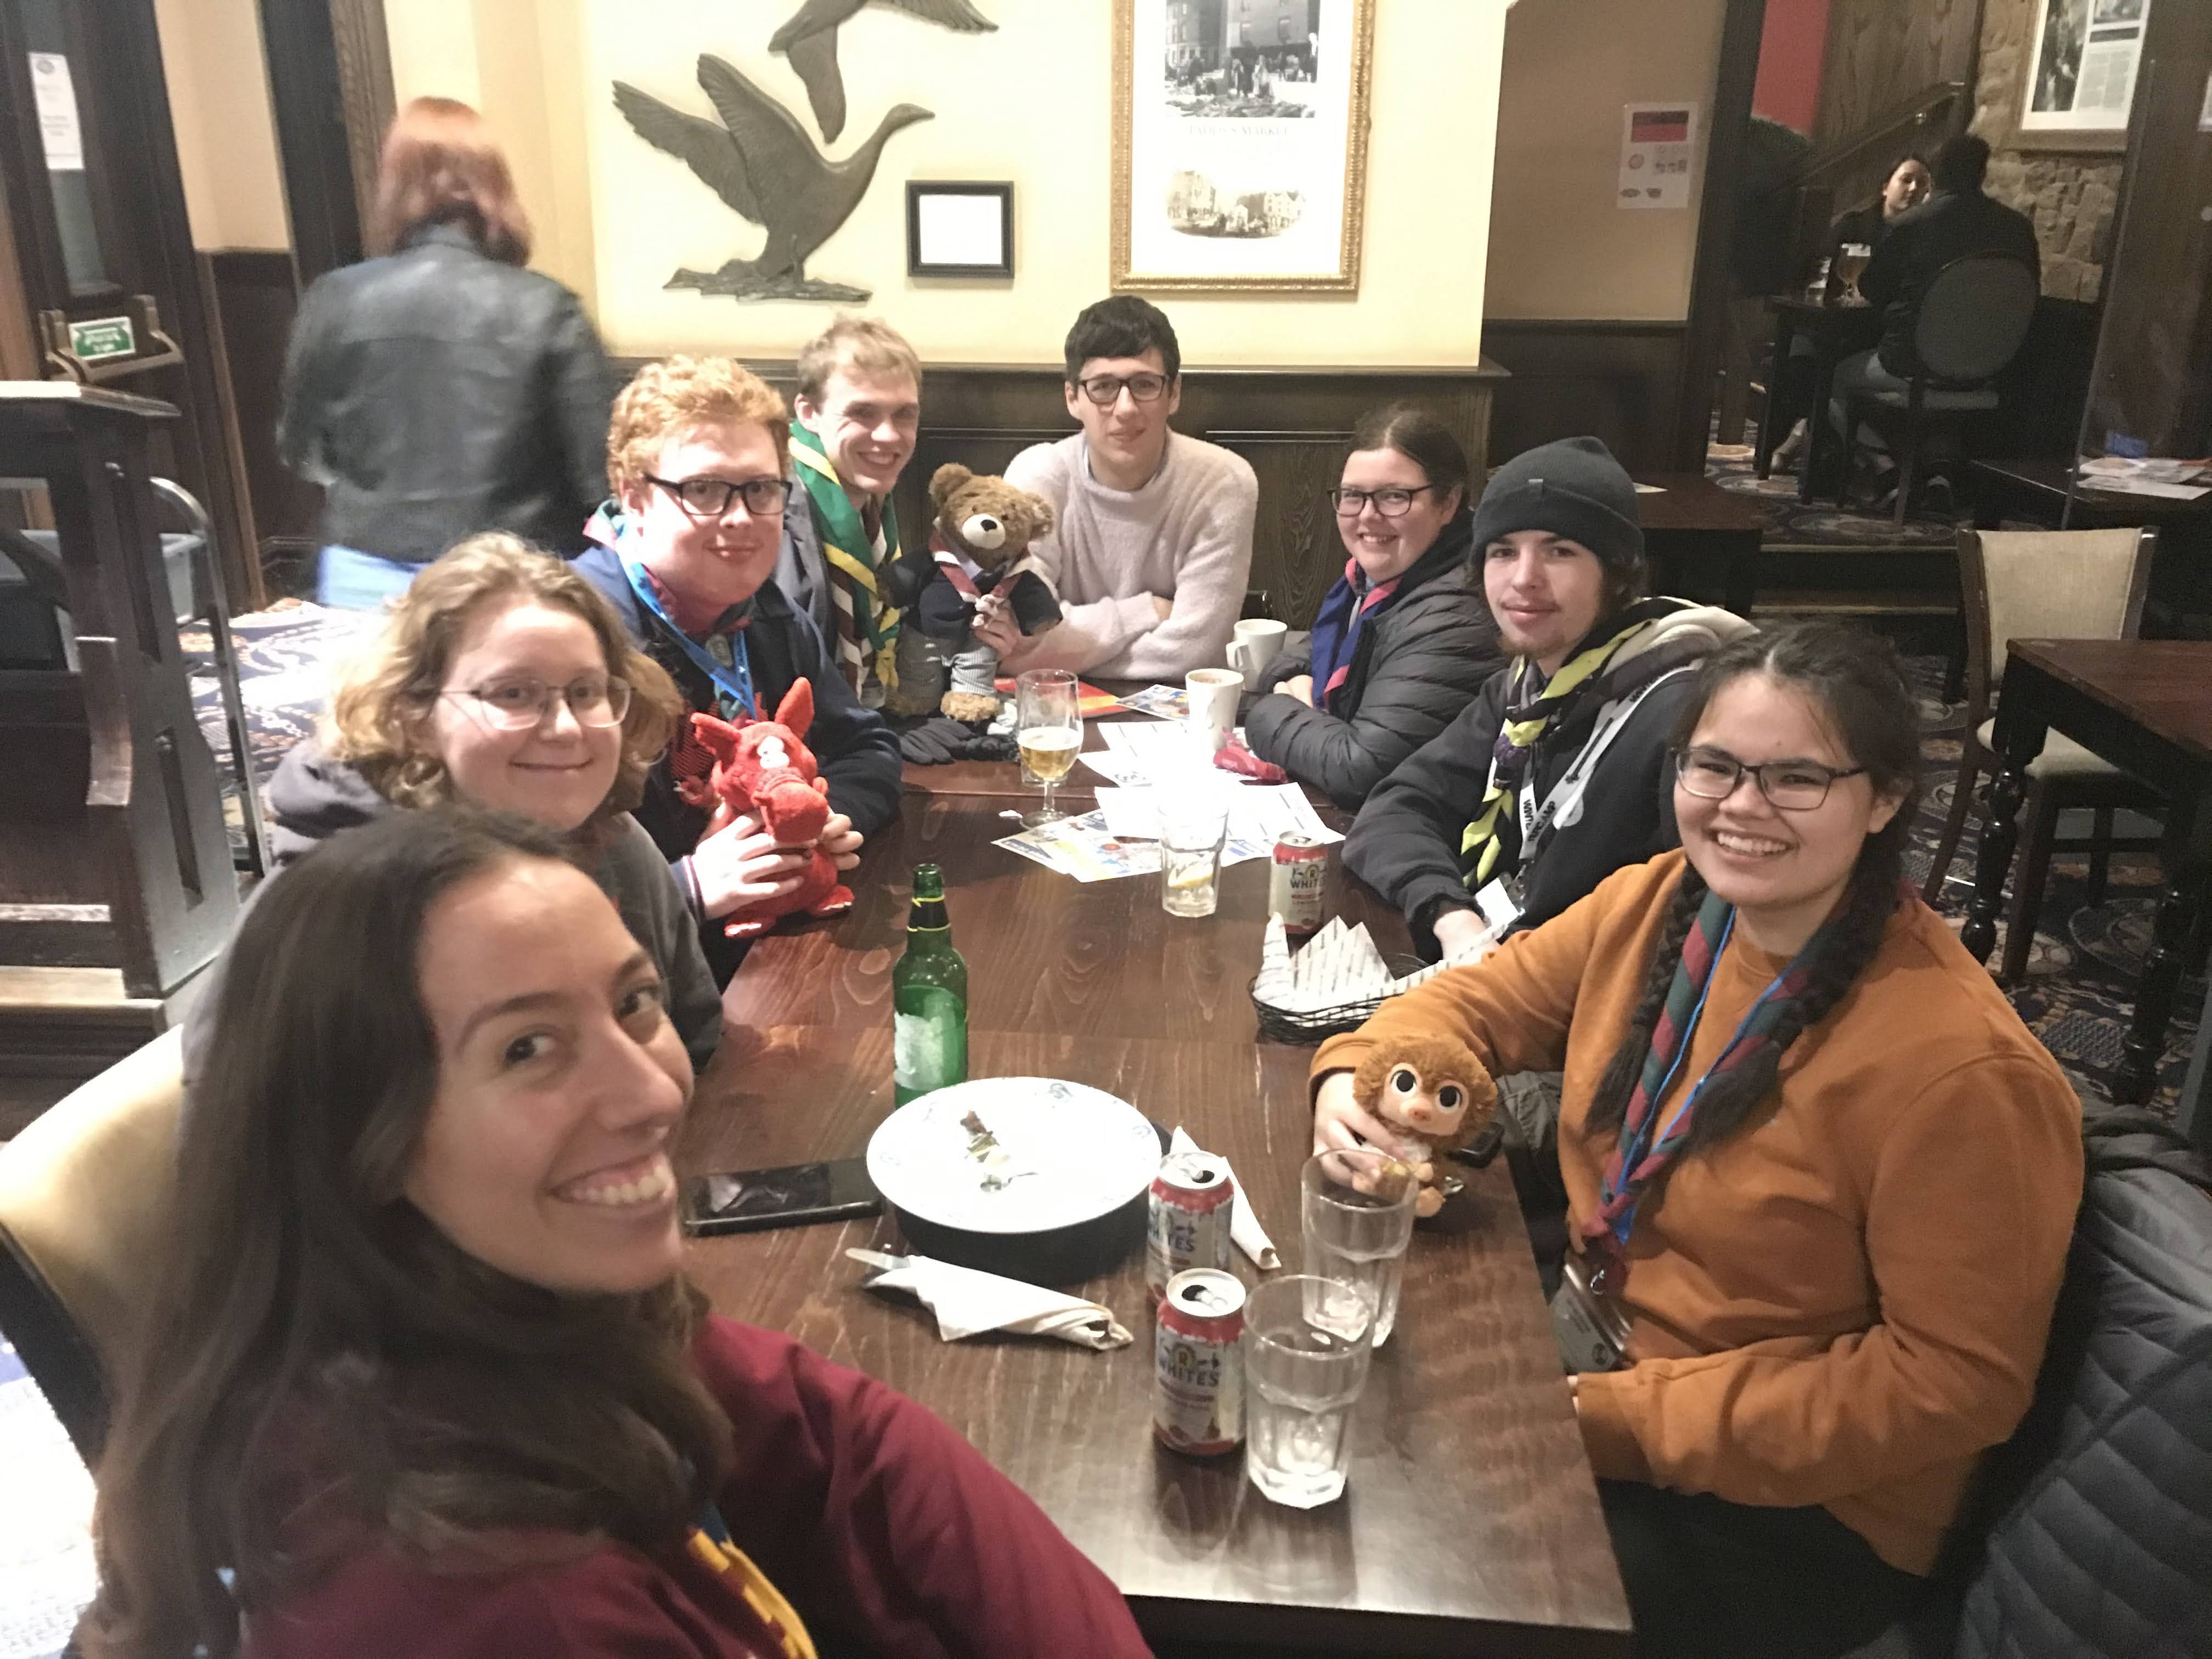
[1244,1274,1375,1508]
[1159,792,1230,917]
[1300,1147,1418,1346]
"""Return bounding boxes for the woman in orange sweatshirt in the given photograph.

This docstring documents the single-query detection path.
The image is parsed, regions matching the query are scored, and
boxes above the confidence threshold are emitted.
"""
[1312,621,2082,1659]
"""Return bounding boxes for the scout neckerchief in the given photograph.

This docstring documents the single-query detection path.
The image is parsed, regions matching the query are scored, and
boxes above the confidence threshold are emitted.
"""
[1579,885,1843,1297]
[616,540,757,720]
[687,1502,817,1658]
[788,423,901,693]
[1305,558,1406,716]
[1457,602,1673,885]
[929,529,986,603]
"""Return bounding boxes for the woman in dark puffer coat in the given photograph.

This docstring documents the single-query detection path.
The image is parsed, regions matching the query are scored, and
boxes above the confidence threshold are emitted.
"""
[1244,405,1503,808]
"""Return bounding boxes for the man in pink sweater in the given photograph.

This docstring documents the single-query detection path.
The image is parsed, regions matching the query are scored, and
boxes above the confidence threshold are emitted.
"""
[977,296,1257,680]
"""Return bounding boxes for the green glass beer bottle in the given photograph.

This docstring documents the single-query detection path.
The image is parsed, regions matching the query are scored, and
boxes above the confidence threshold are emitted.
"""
[893,862,968,1105]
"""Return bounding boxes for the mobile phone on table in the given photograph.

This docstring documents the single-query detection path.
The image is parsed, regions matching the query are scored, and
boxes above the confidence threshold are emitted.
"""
[684,1159,882,1234]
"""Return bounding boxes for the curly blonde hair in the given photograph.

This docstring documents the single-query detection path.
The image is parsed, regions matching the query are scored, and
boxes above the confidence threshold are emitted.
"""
[607,356,791,498]
[325,533,682,826]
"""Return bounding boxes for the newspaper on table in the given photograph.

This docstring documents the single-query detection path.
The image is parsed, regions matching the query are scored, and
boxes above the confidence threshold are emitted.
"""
[1251,914,1450,1017]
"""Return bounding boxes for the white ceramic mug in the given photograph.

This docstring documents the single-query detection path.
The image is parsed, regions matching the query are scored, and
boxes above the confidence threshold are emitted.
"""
[1228,617,1289,690]
[1186,667,1244,757]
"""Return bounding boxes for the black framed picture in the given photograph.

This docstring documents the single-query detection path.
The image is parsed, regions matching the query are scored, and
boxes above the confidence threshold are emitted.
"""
[906,182,1014,279]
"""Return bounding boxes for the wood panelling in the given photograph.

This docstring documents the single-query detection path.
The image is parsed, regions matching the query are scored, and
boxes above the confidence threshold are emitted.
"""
[1480,322,1687,476]
[201,250,319,595]
[616,359,1504,633]
[261,0,370,286]
[1814,0,1983,148]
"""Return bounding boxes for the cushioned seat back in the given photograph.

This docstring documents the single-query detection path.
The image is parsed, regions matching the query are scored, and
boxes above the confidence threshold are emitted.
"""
[0,1029,182,1455]
[1972,528,2151,689]
[1916,255,2040,387]
[1950,1160,2212,1658]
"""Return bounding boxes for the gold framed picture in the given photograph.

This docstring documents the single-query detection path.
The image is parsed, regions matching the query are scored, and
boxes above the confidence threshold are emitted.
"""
[2011,0,2148,154]
[1111,0,1376,294]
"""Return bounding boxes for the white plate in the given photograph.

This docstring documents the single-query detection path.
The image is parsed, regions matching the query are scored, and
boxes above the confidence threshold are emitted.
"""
[867,1077,1163,1236]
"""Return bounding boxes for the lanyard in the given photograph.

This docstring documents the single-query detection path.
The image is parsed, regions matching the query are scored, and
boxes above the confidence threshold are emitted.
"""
[618,549,757,720]
[1514,665,1691,857]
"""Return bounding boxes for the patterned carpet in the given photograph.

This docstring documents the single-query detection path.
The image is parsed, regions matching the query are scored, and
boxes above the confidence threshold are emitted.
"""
[1706,439,1970,549]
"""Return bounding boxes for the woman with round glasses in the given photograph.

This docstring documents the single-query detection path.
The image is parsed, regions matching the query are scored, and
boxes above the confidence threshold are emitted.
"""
[1310,621,2081,1658]
[183,533,725,1087]
[1242,404,1501,806]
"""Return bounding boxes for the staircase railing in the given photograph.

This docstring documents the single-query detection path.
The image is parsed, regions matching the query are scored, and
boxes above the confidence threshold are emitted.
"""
[1784,81,1968,190]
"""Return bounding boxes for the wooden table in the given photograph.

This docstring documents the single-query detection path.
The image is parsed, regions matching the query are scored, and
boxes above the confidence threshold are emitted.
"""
[1633,472,1769,615]
[1753,296,1884,504]
[1968,457,2212,533]
[1963,639,2212,1119]
[687,788,1634,1654]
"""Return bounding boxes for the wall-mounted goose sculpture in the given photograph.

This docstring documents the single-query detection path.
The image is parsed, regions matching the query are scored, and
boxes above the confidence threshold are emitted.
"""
[614,53,932,302]
[770,0,995,143]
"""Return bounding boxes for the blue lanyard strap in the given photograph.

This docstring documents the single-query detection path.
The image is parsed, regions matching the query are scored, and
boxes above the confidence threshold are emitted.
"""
[618,548,757,721]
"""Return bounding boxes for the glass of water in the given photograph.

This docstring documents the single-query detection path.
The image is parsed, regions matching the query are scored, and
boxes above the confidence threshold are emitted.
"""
[1158,794,1229,917]
[1300,1147,1418,1346]
[1244,1274,1375,1508]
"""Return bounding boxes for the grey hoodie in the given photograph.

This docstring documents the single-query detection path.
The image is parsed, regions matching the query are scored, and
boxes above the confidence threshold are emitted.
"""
[181,740,724,1091]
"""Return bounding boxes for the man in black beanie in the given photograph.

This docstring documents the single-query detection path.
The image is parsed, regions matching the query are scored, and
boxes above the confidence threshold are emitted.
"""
[1345,436,1754,963]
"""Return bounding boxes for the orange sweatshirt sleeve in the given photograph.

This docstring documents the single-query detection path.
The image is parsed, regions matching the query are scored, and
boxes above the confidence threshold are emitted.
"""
[1573,1050,2083,1508]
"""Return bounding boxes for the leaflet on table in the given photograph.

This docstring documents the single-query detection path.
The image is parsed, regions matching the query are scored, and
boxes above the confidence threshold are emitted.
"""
[1093,717,1251,781]
[992,676,1126,716]
[995,810,1274,882]
[1117,684,1189,720]
[1091,783,1343,847]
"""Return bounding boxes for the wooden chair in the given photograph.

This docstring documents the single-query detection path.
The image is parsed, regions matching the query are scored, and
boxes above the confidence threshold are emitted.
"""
[1921,528,2163,984]
[0,1028,182,1459]
[1843,252,2041,526]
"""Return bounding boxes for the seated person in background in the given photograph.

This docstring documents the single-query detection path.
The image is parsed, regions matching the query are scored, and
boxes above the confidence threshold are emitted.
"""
[179,533,720,1086]
[1242,404,1502,808]
[1829,133,2041,489]
[978,295,1256,681]
[776,316,922,708]
[1313,623,2083,1659]
[1345,436,1752,965]
[86,809,1153,1659]
[577,356,902,985]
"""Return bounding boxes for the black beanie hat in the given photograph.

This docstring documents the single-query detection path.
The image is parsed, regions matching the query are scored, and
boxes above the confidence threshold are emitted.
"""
[1469,436,1645,575]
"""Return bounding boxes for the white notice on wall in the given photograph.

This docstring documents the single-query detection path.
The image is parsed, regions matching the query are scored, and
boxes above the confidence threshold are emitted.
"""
[27,53,84,172]
[1618,102,1695,210]
[916,192,1005,270]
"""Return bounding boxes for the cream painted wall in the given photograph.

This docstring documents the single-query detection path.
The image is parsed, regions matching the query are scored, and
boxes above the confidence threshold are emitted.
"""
[153,0,291,250]
[1484,0,1726,321]
[387,0,1509,368]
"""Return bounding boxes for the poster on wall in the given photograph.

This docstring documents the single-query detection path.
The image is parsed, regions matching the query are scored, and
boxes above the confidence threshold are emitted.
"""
[1111,0,1375,294]
[2018,0,2150,148]
[1617,103,1696,210]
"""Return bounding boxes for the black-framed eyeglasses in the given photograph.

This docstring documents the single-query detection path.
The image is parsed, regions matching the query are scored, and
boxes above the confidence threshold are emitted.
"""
[647,474,793,518]
[1074,372,1171,407]
[442,675,633,732]
[1675,746,1865,811]
[1329,484,1440,518]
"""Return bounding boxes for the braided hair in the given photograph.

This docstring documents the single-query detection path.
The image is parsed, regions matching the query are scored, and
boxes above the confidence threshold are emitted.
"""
[1583,622,1923,1158]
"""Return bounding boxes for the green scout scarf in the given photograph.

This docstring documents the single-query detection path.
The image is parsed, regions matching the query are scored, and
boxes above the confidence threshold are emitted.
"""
[788,422,901,690]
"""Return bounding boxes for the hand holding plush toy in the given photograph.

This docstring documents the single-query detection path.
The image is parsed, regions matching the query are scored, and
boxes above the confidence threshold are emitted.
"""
[686,680,855,939]
[1351,1035,1498,1217]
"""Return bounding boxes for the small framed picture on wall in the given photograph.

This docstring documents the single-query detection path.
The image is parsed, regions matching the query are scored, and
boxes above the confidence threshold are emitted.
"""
[906,182,1014,279]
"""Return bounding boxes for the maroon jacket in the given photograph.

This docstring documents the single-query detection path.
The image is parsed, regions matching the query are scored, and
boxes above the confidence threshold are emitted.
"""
[244,1318,1151,1658]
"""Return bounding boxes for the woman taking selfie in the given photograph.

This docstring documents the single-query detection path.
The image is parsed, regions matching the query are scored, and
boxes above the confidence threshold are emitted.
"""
[1243,405,1500,807]
[1309,622,2081,1657]
[86,809,1149,1657]
[183,534,730,1082]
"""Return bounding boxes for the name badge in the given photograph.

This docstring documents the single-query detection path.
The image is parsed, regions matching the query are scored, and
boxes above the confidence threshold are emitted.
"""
[1474,875,1524,935]
[1548,1254,1631,1374]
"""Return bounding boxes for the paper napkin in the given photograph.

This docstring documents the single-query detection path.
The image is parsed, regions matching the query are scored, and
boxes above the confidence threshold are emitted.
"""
[1167,1127,1281,1271]
[847,1249,1133,1350]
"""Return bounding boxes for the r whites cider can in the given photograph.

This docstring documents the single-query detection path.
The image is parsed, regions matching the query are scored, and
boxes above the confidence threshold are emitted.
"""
[1153,1268,1246,1455]
[892,863,967,1105]
[1269,834,1327,934]
[1146,1151,1235,1298]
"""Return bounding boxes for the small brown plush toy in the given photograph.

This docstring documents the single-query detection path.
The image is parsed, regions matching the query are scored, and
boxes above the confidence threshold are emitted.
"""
[1351,1035,1498,1217]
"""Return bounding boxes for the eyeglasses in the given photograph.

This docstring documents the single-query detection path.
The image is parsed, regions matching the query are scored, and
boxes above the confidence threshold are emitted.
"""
[1074,372,1171,407]
[443,675,633,731]
[1329,484,1440,518]
[1675,746,1865,811]
[648,474,793,518]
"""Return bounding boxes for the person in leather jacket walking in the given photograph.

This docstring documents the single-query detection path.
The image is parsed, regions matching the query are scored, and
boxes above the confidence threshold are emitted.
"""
[278,98,616,610]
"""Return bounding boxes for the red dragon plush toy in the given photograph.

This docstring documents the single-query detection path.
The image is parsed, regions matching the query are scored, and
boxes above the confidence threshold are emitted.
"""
[684,680,855,940]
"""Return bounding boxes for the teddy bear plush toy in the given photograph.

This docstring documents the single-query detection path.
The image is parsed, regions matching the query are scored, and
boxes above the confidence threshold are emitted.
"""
[1350,1035,1499,1217]
[684,680,855,939]
[882,462,1062,723]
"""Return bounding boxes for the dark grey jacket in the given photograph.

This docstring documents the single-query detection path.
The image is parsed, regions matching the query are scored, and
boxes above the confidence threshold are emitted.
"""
[1344,602,1754,957]
[1243,517,1501,809]
[1860,188,2041,379]
[180,742,724,1090]
[277,223,615,561]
